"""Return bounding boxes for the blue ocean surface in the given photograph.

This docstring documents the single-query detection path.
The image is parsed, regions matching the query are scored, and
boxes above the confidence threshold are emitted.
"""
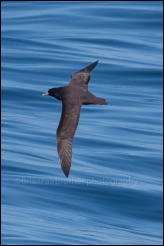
[1,1,163,245]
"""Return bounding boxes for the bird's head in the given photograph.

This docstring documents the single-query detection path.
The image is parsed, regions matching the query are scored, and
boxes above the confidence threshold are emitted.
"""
[42,88,62,100]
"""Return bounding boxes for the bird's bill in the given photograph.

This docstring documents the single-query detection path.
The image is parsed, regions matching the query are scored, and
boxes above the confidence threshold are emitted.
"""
[42,92,49,96]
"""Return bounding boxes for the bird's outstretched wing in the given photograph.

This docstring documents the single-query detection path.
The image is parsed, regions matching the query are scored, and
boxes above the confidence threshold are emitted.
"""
[57,100,81,177]
[77,60,99,73]
[69,60,99,88]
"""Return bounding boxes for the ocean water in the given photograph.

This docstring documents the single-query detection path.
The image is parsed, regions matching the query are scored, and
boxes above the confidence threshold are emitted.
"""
[1,1,163,245]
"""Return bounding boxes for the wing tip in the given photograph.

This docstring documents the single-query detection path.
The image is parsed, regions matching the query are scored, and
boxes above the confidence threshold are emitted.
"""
[58,157,71,177]
[88,60,99,72]
[78,59,99,73]
[62,167,70,177]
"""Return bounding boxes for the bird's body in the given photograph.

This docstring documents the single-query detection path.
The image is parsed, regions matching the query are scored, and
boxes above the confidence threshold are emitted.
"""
[42,60,107,177]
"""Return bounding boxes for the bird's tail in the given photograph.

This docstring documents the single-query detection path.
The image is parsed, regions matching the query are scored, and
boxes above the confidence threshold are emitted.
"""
[83,92,108,105]
[79,60,99,73]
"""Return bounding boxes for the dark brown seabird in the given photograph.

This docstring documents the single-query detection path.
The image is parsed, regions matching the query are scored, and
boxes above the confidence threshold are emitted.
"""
[42,60,107,177]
